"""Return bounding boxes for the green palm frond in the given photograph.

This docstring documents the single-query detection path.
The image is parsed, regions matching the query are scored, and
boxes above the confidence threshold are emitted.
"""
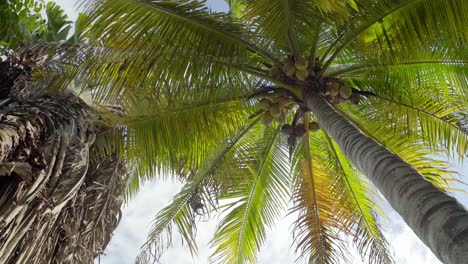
[210,126,291,264]
[37,0,278,102]
[290,126,392,264]
[44,2,72,41]
[68,13,91,44]
[136,119,259,263]
[339,91,468,158]
[291,152,348,263]
[241,0,355,57]
[242,0,312,55]
[106,90,251,186]
[322,0,467,69]
[332,47,468,105]
[327,44,468,157]
[336,105,456,189]
[26,0,468,262]
[85,0,274,62]
[372,97,467,157]
[288,114,351,264]
[225,0,247,17]
[38,42,271,105]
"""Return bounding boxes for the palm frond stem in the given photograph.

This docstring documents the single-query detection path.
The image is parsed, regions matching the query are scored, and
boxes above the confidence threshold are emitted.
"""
[121,0,279,64]
[329,60,468,77]
[322,0,421,71]
[372,96,468,137]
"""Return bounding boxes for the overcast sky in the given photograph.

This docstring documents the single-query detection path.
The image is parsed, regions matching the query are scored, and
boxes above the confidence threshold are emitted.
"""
[47,1,467,263]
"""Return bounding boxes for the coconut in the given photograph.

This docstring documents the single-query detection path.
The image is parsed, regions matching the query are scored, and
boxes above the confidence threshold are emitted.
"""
[295,68,309,81]
[294,57,308,70]
[328,82,340,96]
[281,124,294,135]
[309,121,320,132]
[276,111,287,124]
[262,112,273,126]
[276,97,290,107]
[259,98,271,109]
[349,93,361,105]
[339,85,353,99]
[288,135,297,147]
[269,66,282,78]
[270,104,282,117]
[283,62,296,77]
[294,125,307,137]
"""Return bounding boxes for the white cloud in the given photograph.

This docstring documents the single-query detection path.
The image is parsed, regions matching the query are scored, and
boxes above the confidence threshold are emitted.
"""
[98,180,182,264]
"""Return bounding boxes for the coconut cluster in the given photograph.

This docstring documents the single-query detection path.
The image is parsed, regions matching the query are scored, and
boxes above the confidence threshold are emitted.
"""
[269,56,310,81]
[324,81,361,105]
[281,121,320,147]
[259,96,292,125]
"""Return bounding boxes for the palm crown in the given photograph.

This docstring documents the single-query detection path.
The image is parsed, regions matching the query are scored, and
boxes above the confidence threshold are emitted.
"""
[40,0,468,263]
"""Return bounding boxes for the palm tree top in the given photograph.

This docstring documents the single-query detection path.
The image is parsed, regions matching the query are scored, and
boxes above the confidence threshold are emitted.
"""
[38,0,468,263]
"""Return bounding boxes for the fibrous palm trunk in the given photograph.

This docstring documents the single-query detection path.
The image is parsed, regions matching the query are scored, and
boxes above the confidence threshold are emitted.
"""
[0,61,125,263]
[304,90,468,264]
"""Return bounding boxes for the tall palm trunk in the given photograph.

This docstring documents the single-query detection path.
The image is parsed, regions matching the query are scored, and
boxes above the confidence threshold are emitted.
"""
[304,90,468,264]
[0,61,125,263]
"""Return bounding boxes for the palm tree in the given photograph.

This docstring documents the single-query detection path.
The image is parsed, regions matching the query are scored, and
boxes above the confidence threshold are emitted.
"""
[0,1,126,262]
[44,0,467,263]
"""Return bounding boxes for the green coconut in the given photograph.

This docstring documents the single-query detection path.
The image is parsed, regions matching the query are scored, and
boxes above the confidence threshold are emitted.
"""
[295,68,309,81]
[328,82,340,96]
[270,104,282,118]
[269,66,282,78]
[339,85,353,99]
[262,112,273,126]
[276,97,290,107]
[283,62,296,77]
[275,111,287,124]
[294,57,308,70]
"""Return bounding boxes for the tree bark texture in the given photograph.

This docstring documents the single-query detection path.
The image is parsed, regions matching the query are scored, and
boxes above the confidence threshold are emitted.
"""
[0,61,125,263]
[304,90,468,264]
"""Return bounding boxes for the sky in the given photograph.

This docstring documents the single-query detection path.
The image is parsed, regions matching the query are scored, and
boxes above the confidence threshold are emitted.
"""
[47,1,467,263]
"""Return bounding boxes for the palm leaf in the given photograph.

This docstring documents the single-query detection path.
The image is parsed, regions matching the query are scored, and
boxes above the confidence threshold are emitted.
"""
[241,0,333,55]
[136,119,259,263]
[322,0,467,69]
[335,105,456,190]
[85,0,274,61]
[291,155,349,263]
[106,89,251,189]
[331,46,468,105]
[44,1,72,41]
[210,126,291,264]
[338,91,468,158]
[290,114,351,263]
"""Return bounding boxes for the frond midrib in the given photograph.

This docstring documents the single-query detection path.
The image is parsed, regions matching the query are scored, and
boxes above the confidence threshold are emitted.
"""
[133,0,277,63]
[140,119,259,250]
[323,0,423,70]
[373,97,468,138]
[330,59,468,77]
[235,129,279,263]
[303,112,328,260]
[123,96,247,125]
